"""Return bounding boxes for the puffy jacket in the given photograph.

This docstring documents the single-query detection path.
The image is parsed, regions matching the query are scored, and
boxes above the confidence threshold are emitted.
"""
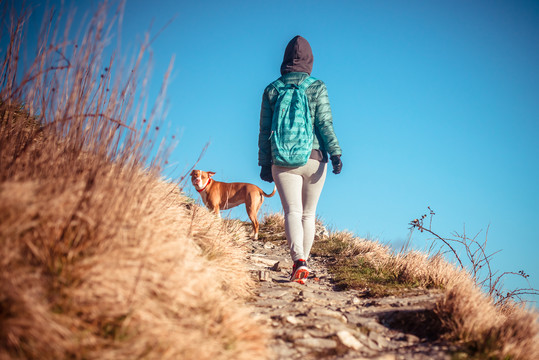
[258,71,342,167]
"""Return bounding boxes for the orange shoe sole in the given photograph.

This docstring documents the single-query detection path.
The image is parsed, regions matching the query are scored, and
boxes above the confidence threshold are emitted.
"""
[292,268,309,284]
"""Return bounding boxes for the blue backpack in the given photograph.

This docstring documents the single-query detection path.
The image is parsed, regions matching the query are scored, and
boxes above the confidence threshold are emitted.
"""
[270,76,316,167]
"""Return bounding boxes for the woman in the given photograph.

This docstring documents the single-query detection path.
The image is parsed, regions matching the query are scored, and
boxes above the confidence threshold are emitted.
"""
[258,35,342,284]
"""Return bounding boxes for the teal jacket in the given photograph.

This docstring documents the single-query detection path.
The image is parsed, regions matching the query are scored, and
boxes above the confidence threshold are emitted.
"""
[258,72,342,167]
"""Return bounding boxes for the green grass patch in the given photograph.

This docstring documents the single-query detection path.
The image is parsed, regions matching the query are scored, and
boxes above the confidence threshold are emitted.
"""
[311,236,349,257]
[329,257,421,296]
[312,237,424,297]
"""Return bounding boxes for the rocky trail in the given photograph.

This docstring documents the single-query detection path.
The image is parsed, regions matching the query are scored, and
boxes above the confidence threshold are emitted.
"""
[246,232,457,360]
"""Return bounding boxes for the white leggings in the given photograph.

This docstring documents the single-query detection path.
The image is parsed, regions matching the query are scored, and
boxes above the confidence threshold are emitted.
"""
[272,159,327,262]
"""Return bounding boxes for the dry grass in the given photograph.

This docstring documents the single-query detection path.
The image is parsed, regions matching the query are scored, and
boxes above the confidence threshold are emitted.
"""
[0,178,267,360]
[311,229,539,359]
[0,3,267,359]
[257,213,286,242]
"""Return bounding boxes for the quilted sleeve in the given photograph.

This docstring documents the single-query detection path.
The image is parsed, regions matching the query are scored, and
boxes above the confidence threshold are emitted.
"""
[313,82,342,157]
[258,87,273,167]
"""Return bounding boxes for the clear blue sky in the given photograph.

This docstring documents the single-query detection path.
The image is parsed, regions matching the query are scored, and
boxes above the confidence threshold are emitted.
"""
[17,0,539,304]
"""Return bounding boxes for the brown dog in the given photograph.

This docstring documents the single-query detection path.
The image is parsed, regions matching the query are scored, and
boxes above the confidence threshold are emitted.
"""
[190,170,276,239]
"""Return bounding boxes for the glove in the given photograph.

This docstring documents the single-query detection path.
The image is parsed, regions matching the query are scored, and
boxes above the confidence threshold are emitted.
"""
[330,155,342,174]
[260,165,274,183]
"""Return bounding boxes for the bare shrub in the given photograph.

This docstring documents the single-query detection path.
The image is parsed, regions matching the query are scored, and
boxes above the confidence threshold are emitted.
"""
[409,207,539,306]
[406,207,539,358]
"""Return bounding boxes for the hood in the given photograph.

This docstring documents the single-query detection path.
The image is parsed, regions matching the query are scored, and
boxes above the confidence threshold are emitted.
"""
[280,35,313,75]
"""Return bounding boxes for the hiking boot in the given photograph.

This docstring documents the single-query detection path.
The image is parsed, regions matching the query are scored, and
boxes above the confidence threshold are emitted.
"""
[290,259,309,284]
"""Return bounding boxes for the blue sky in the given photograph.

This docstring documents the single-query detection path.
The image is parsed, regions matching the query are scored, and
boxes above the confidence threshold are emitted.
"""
[15,0,539,304]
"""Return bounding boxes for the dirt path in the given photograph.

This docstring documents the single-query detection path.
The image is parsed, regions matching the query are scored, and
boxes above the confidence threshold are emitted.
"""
[246,235,457,360]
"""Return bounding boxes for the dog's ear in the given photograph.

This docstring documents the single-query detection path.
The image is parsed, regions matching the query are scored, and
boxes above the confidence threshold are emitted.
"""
[208,171,216,178]
[190,170,196,176]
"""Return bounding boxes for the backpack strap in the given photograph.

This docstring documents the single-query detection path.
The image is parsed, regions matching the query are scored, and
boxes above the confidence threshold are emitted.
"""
[271,79,286,91]
[298,76,317,91]
[271,76,317,92]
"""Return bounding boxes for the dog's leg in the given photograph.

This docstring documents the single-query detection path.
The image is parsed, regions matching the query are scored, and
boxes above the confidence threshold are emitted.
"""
[246,207,259,240]
[246,195,263,240]
[206,200,221,219]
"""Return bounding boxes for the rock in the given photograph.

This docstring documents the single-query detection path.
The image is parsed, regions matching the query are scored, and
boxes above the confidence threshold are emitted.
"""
[294,337,338,350]
[372,355,396,360]
[369,331,390,348]
[250,254,281,267]
[284,330,306,341]
[315,223,329,239]
[263,289,291,299]
[270,261,281,272]
[285,315,300,325]
[339,305,358,313]
[310,308,348,323]
[258,270,271,281]
[306,328,331,338]
[406,334,420,343]
[336,330,363,351]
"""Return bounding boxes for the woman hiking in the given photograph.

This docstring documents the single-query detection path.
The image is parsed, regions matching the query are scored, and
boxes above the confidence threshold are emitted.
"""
[258,35,342,284]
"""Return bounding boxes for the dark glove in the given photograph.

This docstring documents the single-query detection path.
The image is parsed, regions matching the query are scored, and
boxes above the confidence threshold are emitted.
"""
[330,155,342,174]
[260,165,274,183]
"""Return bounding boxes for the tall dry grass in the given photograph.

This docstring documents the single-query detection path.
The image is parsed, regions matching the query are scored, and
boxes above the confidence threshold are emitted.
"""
[304,220,539,359]
[1,3,267,359]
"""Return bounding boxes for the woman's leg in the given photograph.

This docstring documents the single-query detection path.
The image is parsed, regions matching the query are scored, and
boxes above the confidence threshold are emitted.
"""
[272,166,305,261]
[300,159,327,260]
[272,159,327,262]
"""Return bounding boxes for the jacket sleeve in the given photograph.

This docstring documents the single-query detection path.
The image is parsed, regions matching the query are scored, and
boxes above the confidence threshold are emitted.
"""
[258,87,273,167]
[314,82,342,157]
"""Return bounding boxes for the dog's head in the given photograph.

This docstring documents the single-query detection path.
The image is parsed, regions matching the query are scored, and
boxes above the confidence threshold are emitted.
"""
[190,170,215,190]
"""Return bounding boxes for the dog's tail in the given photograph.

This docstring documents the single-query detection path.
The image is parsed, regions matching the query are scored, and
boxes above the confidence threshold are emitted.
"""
[262,186,277,198]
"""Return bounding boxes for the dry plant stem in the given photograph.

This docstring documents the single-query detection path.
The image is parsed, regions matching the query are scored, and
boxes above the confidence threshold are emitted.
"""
[410,209,539,306]
[178,141,210,189]
[411,220,464,270]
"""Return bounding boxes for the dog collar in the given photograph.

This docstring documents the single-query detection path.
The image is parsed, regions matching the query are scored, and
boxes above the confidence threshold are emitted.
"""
[197,178,212,193]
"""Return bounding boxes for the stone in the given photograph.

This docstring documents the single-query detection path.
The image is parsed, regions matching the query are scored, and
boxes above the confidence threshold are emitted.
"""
[258,270,271,281]
[284,330,306,341]
[406,334,420,343]
[371,355,396,360]
[285,315,300,325]
[270,261,281,271]
[315,223,330,239]
[263,289,291,299]
[336,330,364,351]
[250,254,281,267]
[294,337,338,350]
[369,331,390,348]
[311,308,348,323]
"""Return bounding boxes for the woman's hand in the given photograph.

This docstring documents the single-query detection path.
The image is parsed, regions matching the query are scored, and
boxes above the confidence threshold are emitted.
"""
[330,155,342,174]
[260,166,274,182]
